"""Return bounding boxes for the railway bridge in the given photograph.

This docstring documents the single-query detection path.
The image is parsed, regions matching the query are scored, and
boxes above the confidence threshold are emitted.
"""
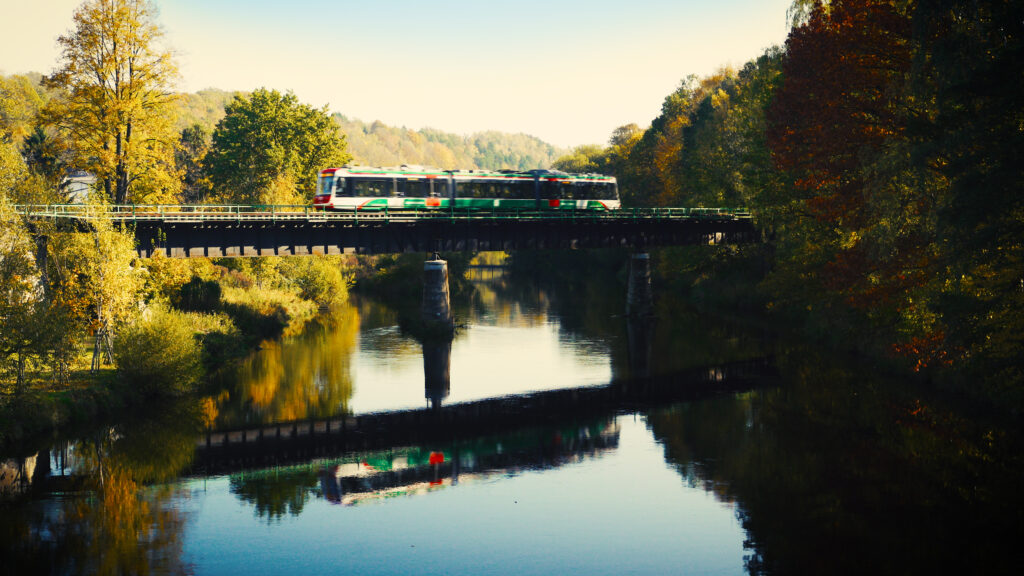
[19,204,759,321]
[18,204,757,258]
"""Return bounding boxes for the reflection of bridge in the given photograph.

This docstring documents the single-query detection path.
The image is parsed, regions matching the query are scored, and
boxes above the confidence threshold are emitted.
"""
[19,205,758,257]
[320,419,619,505]
[193,358,776,475]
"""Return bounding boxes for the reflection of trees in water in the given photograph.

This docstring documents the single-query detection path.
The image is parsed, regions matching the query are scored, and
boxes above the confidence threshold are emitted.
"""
[496,250,771,380]
[1,399,203,574]
[644,347,1024,575]
[466,272,550,328]
[2,474,191,575]
[230,470,319,521]
[635,296,768,378]
[214,306,359,427]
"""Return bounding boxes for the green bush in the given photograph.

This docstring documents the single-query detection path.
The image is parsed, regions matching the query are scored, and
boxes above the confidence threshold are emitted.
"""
[221,285,317,340]
[113,306,203,396]
[176,276,222,312]
[280,256,351,307]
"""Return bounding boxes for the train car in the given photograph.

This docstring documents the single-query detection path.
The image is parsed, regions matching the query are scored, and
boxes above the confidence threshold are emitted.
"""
[312,165,620,211]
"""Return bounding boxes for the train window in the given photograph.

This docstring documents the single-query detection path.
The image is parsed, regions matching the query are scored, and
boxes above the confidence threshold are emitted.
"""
[331,178,345,196]
[454,178,537,199]
[458,180,485,198]
[573,182,617,200]
[317,175,334,195]
[431,178,449,197]
[397,178,430,197]
[351,178,394,197]
[541,180,574,200]
[504,180,534,199]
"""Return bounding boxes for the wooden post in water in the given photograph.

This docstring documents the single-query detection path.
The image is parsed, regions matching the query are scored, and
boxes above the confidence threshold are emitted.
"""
[627,253,653,317]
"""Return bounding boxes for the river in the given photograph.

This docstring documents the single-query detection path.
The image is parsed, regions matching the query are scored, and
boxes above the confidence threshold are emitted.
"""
[2,257,1022,575]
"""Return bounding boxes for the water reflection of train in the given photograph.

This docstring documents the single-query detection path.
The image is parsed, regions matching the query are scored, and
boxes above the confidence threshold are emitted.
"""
[312,166,621,211]
[320,419,620,506]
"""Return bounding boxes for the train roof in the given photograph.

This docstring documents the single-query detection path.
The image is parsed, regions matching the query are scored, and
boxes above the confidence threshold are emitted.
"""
[320,165,615,180]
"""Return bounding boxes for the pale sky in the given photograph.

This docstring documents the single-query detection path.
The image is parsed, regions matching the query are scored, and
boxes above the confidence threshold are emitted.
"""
[1,0,793,147]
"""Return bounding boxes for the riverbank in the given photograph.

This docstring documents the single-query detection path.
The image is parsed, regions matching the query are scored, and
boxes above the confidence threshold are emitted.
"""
[0,256,348,454]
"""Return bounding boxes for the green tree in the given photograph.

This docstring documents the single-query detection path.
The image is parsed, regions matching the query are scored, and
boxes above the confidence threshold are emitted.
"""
[204,89,351,205]
[21,126,71,198]
[42,0,180,204]
[0,198,55,392]
[912,0,1024,396]
[0,74,47,146]
[552,144,607,173]
[175,123,210,203]
[53,203,146,370]
[0,140,49,205]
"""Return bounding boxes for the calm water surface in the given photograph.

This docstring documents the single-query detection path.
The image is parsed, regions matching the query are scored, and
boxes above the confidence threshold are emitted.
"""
[2,263,1022,575]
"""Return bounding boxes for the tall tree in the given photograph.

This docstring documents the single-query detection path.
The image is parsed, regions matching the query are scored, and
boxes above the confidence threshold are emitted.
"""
[175,123,210,203]
[912,0,1024,388]
[0,194,54,392]
[51,204,145,371]
[767,0,917,323]
[42,0,180,204]
[204,89,351,205]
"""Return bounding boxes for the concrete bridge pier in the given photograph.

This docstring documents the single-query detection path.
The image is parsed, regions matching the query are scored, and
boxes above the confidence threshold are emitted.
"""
[422,257,454,330]
[627,252,653,317]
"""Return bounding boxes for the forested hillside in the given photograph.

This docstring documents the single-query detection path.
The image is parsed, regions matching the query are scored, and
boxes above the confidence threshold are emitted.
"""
[336,116,563,170]
[170,89,564,170]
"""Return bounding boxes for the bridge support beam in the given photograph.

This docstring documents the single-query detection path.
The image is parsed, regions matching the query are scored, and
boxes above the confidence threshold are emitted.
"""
[422,258,454,330]
[627,252,653,317]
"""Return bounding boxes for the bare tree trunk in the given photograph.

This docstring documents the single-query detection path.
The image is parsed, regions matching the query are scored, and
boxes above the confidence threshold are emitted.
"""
[34,234,49,298]
[115,130,126,204]
[15,352,26,395]
[120,120,132,203]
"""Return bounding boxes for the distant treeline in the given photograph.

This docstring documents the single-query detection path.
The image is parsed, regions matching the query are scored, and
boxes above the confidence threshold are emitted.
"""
[172,89,563,171]
[175,90,564,170]
[336,116,563,171]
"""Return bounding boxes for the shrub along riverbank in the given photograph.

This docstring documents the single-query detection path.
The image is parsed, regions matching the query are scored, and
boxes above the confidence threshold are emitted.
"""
[0,249,352,452]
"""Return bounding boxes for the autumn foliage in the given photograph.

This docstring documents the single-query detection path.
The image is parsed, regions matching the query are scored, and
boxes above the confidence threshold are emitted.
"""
[769,1,911,221]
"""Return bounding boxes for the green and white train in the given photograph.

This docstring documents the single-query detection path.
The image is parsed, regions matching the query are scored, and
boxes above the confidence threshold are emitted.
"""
[312,166,620,211]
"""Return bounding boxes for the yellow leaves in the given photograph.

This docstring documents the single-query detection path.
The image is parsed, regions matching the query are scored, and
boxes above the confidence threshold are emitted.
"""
[45,0,180,203]
[710,88,731,114]
[838,229,861,250]
[200,390,230,427]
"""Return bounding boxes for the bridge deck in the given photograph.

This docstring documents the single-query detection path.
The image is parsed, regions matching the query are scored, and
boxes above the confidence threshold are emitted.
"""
[18,204,760,257]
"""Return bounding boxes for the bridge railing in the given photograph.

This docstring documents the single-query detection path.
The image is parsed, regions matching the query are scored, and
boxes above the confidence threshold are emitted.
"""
[13,204,753,223]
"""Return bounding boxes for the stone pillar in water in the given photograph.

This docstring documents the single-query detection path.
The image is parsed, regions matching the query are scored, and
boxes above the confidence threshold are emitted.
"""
[422,259,454,328]
[627,253,653,317]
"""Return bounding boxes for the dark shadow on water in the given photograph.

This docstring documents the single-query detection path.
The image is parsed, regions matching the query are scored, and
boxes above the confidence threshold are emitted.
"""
[645,345,1024,575]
